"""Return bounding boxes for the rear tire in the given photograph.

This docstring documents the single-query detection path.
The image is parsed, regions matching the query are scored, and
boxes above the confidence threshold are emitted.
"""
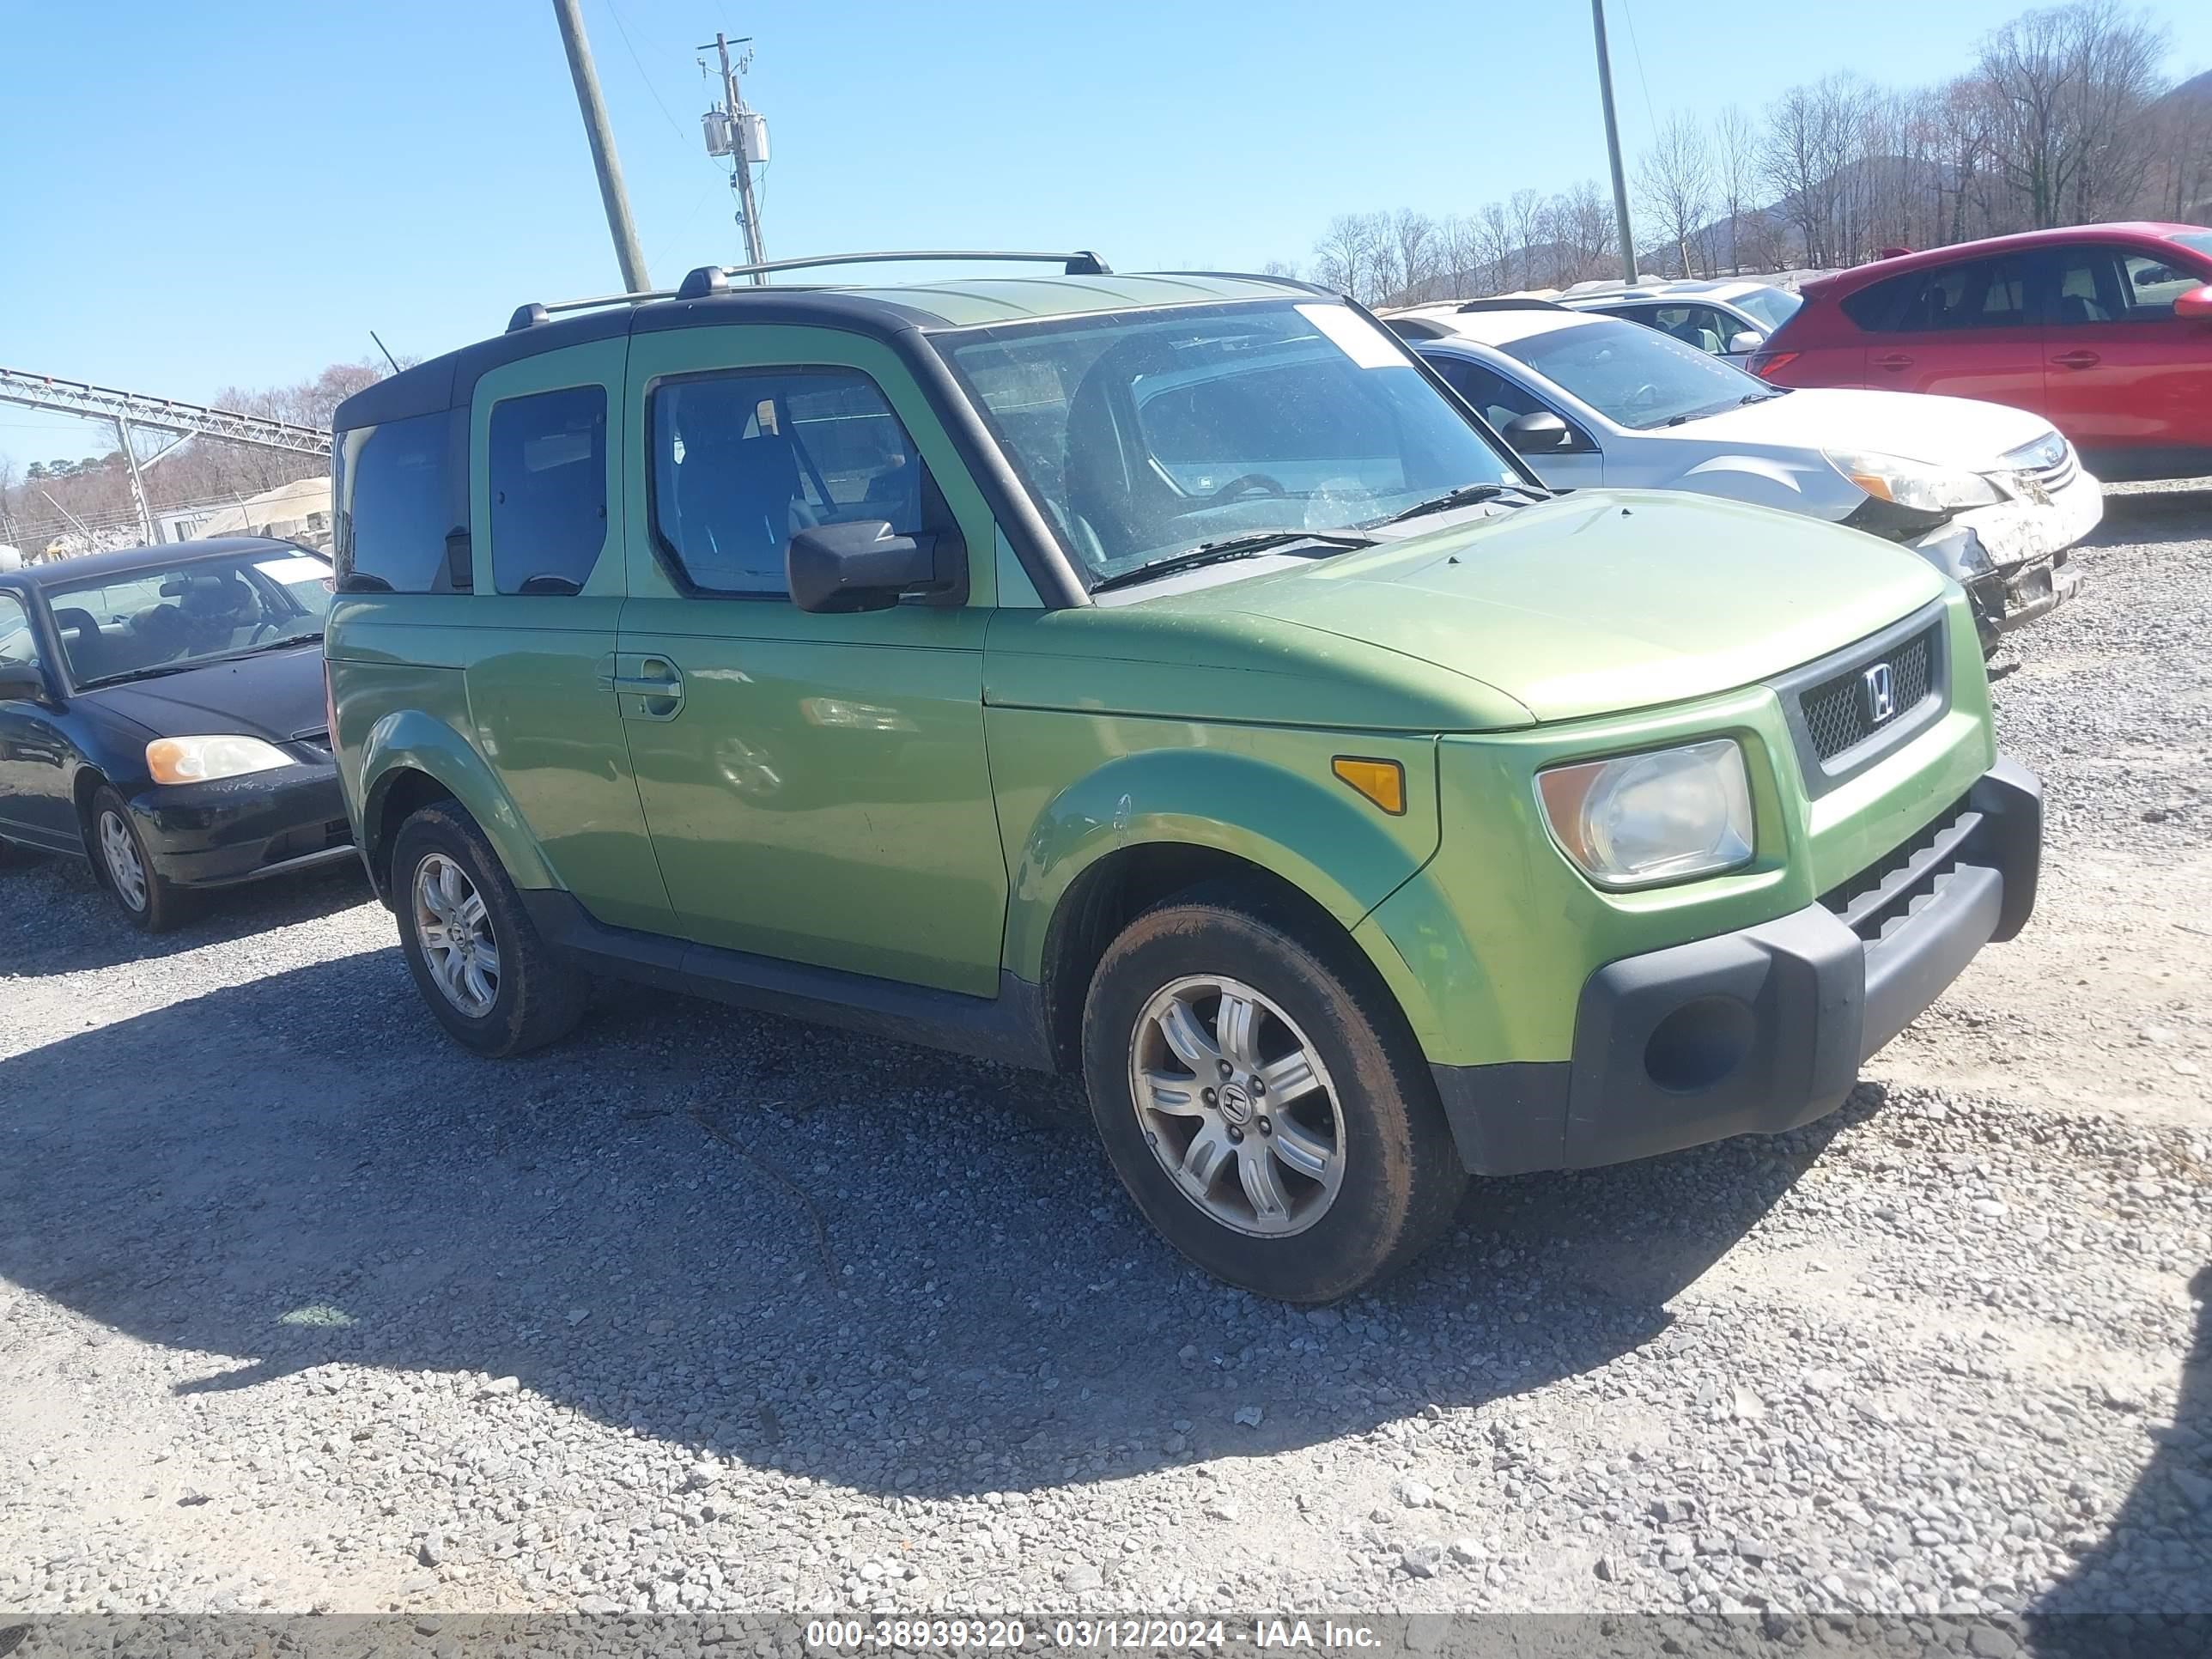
[87,786,193,933]
[390,803,587,1057]
[1081,883,1465,1303]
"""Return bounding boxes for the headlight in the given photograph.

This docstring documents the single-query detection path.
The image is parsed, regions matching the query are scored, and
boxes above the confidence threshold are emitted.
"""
[1537,738,1755,889]
[146,734,293,785]
[1826,448,2002,514]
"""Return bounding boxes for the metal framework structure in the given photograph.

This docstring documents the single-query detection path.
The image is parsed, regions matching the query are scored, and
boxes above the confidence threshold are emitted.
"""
[0,366,332,547]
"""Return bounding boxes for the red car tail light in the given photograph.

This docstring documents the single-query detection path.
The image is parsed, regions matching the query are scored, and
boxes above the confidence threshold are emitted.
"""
[1745,349,1800,380]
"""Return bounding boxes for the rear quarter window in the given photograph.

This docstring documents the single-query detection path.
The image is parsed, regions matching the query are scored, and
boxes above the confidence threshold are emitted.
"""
[489,386,609,596]
[334,409,467,594]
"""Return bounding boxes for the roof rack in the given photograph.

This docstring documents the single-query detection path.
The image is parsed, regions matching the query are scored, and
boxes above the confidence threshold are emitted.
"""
[1457,296,1570,313]
[675,249,1110,300]
[507,289,677,334]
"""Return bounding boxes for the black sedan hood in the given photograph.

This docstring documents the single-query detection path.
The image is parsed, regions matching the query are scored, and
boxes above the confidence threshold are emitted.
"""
[86,643,327,744]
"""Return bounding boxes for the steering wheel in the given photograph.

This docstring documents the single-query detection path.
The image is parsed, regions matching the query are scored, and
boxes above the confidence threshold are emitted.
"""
[1201,473,1287,509]
[1622,382,1662,414]
[249,617,282,643]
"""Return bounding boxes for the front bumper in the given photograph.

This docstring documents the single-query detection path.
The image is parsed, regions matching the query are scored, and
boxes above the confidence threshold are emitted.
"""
[1905,471,2099,641]
[128,763,358,889]
[1432,757,2041,1175]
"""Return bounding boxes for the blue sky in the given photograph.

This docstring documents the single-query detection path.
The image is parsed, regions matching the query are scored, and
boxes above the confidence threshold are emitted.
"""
[3,0,2208,472]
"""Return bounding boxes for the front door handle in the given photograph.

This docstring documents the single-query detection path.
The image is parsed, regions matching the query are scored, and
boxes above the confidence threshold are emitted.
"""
[2050,349,2101,370]
[1874,352,1914,372]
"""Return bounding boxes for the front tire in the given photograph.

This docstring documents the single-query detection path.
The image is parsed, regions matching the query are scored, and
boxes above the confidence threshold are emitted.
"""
[1081,885,1465,1303]
[88,786,192,933]
[390,803,587,1057]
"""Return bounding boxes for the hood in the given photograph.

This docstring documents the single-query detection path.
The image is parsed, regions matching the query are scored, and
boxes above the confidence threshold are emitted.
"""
[1185,490,1948,724]
[1679,387,2055,470]
[83,641,328,743]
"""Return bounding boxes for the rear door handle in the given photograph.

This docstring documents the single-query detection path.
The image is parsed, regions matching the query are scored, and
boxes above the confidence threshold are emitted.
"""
[2050,349,2101,370]
[1874,353,1914,372]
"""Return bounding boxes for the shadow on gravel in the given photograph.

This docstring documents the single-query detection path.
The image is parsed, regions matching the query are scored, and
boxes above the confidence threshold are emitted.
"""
[2027,1262,2212,1648]
[0,952,1852,1501]
[2083,485,2211,550]
[0,851,370,978]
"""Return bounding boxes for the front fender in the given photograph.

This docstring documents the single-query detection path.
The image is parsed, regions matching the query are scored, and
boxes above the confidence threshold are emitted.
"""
[999,736,1440,984]
[358,708,558,892]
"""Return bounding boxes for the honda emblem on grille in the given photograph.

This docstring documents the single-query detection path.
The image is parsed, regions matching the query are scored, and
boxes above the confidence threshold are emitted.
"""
[1863,662,1897,724]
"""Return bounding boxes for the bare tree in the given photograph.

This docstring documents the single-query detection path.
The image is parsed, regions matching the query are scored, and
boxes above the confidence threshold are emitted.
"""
[1976,0,2168,228]
[1385,208,1438,305]
[1311,213,1387,303]
[1638,111,1716,277]
[1474,201,1512,291]
[1507,189,1546,289]
[1711,104,1759,273]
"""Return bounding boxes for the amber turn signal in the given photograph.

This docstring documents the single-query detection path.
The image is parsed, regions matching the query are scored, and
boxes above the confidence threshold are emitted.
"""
[1331,757,1406,816]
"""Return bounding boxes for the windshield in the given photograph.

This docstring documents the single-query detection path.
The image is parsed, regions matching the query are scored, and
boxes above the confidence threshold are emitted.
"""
[1730,285,1802,331]
[1498,318,1771,429]
[46,548,332,687]
[940,300,1520,587]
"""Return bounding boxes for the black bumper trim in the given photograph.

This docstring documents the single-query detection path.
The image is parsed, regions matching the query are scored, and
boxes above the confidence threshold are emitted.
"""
[1431,757,2042,1176]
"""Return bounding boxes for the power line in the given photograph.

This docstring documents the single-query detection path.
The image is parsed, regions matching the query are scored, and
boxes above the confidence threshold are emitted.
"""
[602,0,718,169]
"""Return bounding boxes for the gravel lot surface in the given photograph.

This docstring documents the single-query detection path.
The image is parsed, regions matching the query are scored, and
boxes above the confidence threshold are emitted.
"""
[2,484,2206,1626]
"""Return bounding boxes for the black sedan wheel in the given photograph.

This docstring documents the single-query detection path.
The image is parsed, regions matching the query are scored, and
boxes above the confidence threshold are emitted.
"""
[87,785,193,933]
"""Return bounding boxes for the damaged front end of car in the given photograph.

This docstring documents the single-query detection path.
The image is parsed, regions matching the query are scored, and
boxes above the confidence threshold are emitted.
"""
[1844,436,2098,656]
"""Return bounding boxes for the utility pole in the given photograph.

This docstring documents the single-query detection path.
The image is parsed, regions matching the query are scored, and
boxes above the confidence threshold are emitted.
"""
[550,0,653,294]
[115,418,160,544]
[702,32,767,281]
[1590,0,1638,285]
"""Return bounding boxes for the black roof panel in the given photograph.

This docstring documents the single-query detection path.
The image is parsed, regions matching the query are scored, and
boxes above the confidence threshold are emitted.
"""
[20,537,308,588]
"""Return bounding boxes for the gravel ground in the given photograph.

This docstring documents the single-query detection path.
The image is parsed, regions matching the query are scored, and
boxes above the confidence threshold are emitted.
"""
[1,485,2207,1626]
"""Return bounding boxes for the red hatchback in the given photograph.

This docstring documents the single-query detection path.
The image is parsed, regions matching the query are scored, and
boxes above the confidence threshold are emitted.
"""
[1751,222,2212,481]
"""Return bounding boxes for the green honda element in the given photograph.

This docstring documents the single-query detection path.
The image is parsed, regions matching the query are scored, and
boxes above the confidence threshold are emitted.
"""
[325,252,2042,1303]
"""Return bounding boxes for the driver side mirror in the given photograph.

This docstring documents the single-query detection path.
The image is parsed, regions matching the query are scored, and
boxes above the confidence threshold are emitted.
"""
[1727,330,1766,355]
[0,660,50,703]
[1502,410,1575,453]
[2175,284,2212,321]
[787,520,965,614]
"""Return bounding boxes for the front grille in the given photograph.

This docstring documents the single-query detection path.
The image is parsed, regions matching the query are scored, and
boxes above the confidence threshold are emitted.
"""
[1798,627,1936,762]
[2003,434,2077,495]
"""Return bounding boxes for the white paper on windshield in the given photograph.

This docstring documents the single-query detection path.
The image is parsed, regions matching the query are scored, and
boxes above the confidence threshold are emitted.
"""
[255,555,332,585]
[1296,302,1402,369]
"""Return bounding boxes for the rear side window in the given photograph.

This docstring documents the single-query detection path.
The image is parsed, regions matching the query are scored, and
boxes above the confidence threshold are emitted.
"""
[489,386,608,595]
[335,410,465,593]
[1844,258,2030,334]
[648,368,927,598]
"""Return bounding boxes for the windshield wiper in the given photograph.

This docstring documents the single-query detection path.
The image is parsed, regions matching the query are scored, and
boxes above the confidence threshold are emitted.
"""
[1378,481,1540,526]
[1737,390,1789,405]
[210,633,324,659]
[73,635,322,690]
[1089,531,1370,594]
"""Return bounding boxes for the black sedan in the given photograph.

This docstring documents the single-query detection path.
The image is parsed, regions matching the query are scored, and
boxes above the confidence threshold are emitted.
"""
[0,537,357,931]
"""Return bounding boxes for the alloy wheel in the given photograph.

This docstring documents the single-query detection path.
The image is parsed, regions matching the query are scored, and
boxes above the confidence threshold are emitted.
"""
[98,810,148,912]
[413,853,501,1018]
[1127,974,1346,1237]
